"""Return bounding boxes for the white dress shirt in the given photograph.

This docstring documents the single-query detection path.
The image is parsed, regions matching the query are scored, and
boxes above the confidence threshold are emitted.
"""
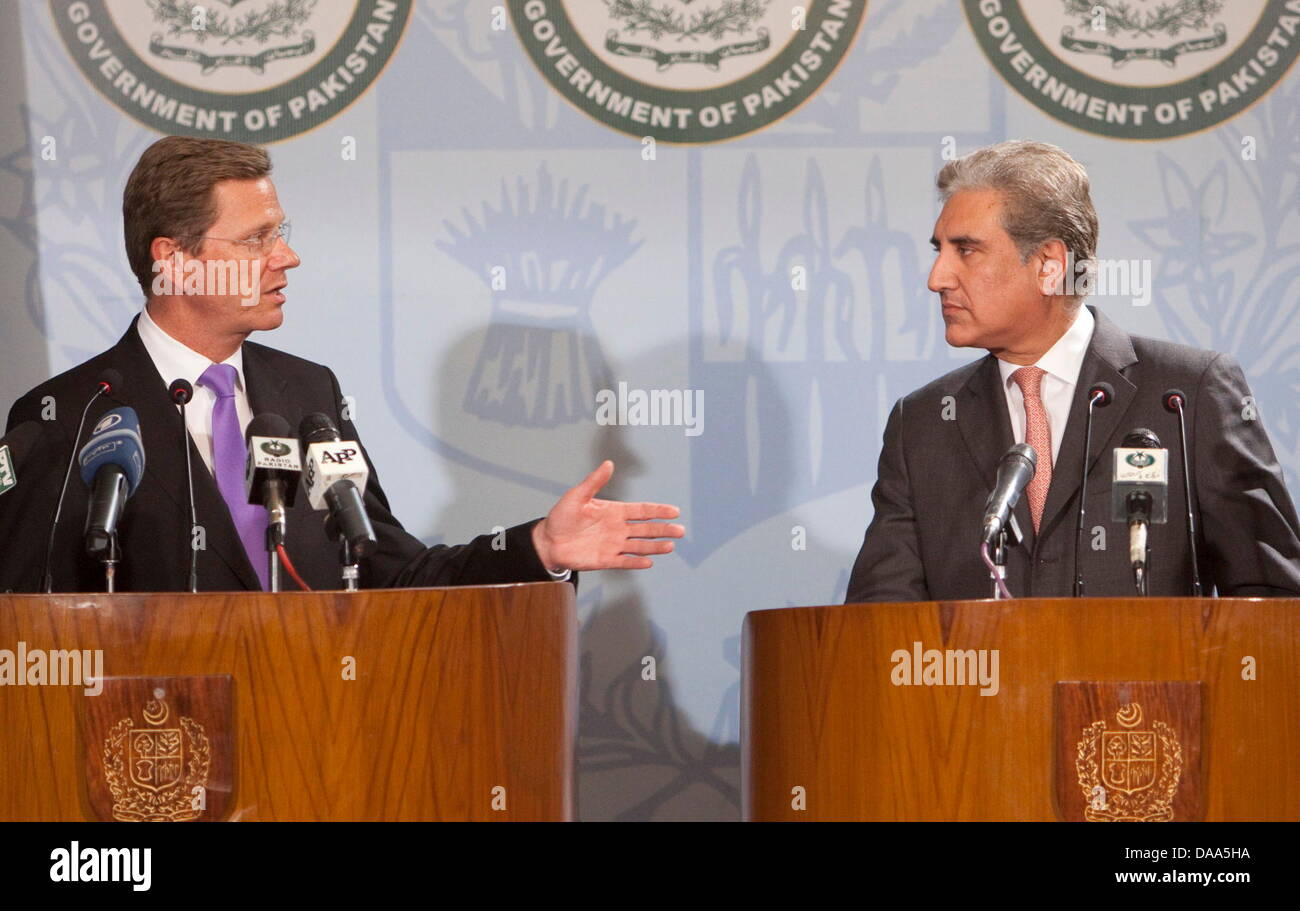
[996,305,1095,466]
[136,306,253,475]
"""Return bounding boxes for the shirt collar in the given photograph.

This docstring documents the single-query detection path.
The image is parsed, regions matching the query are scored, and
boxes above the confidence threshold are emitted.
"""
[137,305,246,393]
[997,304,1095,388]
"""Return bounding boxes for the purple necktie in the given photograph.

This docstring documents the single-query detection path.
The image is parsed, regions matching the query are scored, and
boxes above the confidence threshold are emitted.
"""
[197,363,268,590]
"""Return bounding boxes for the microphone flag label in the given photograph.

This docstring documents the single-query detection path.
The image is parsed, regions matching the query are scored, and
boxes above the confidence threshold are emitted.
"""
[245,436,301,478]
[0,444,15,496]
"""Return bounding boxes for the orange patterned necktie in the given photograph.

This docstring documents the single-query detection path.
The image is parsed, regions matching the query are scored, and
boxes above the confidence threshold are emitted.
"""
[1012,366,1052,532]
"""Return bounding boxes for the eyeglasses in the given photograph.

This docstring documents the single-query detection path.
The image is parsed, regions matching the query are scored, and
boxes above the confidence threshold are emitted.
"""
[178,221,291,254]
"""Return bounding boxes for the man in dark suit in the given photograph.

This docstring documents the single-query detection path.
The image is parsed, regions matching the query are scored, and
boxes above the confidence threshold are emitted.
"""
[2,136,683,593]
[847,140,1300,602]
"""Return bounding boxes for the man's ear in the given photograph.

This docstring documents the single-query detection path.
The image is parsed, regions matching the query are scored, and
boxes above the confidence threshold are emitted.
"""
[1036,238,1070,297]
[148,235,186,297]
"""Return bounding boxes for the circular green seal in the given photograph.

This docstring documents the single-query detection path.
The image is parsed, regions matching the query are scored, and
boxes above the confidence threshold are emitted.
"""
[963,0,1299,139]
[508,0,867,143]
[51,0,412,143]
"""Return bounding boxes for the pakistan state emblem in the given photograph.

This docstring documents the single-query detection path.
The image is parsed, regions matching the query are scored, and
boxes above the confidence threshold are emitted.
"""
[963,0,1299,139]
[1076,703,1182,822]
[103,689,211,822]
[508,1,867,142]
[52,0,412,142]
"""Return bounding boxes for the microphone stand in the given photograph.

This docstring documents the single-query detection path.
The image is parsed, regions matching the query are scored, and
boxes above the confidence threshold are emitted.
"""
[988,514,1022,600]
[326,516,360,591]
[264,481,287,594]
[1073,392,1102,596]
[101,534,119,593]
[341,538,360,592]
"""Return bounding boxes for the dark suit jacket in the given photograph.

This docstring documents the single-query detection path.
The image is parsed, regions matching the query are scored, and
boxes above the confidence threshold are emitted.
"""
[847,306,1300,602]
[1,318,561,593]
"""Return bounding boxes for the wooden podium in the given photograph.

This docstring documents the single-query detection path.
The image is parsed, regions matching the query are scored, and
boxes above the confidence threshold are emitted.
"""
[743,597,1299,821]
[0,581,576,821]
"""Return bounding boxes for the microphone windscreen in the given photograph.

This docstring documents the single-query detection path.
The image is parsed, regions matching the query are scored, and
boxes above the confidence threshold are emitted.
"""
[246,412,291,444]
[1162,388,1187,413]
[168,378,194,405]
[299,412,339,445]
[1089,381,1115,407]
[1122,427,1161,448]
[97,368,125,397]
[1007,441,1037,469]
[78,407,146,495]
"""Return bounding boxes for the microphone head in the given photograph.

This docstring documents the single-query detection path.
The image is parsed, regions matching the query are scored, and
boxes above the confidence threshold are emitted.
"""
[97,368,125,398]
[246,413,292,445]
[78,407,146,496]
[1122,427,1161,448]
[1089,382,1115,408]
[1162,388,1187,413]
[299,412,340,445]
[1007,441,1037,470]
[168,378,193,405]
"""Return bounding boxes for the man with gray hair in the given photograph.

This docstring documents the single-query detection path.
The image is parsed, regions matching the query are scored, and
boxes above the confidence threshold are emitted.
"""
[847,139,1300,602]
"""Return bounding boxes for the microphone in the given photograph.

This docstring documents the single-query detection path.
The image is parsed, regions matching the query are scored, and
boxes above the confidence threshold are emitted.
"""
[169,379,199,593]
[245,414,301,594]
[982,442,1037,547]
[244,412,301,536]
[0,422,45,499]
[1112,428,1168,595]
[42,368,123,592]
[1072,382,1115,596]
[1163,389,1203,596]
[299,412,377,558]
[78,406,146,557]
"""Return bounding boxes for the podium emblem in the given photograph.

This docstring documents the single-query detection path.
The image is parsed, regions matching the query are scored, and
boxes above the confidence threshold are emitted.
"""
[103,689,211,822]
[1076,702,1181,821]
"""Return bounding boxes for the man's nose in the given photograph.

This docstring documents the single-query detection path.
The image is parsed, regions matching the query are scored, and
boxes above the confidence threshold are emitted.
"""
[927,252,954,293]
[267,240,301,271]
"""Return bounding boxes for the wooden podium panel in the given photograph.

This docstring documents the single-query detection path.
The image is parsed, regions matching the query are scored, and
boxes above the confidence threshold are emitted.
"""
[742,598,1299,821]
[0,582,577,821]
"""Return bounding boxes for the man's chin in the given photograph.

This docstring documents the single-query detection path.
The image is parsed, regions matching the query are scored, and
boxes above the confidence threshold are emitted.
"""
[243,300,285,331]
[944,325,980,349]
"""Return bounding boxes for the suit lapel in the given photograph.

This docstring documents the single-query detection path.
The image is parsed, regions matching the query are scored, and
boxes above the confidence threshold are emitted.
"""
[956,355,1035,552]
[1038,307,1138,537]
[109,318,262,590]
[241,342,292,427]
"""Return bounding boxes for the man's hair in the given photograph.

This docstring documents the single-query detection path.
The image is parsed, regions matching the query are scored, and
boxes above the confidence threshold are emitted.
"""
[123,135,271,294]
[936,140,1098,300]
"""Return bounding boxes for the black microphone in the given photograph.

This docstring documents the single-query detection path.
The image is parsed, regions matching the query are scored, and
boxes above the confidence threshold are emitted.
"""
[169,379,200,593]
[1072,381,1115,596]
[299,412,377,558]
[245,413,302,594]
[1113,428,1168,596]
[78,407,146,565]
[42,368,123,592]
[982,442,1037,547]
[244,411,301,530]
[1163,389,1203,596]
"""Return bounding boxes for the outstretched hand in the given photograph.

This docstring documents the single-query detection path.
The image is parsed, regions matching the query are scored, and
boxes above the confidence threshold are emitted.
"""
[531,460,685,571]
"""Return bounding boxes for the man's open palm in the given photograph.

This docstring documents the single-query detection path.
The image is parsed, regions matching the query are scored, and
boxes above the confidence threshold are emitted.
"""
[531,461,684,571]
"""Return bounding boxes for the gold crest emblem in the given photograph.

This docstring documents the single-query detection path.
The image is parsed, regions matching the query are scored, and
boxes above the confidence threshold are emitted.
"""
[102,688,211,822]
[1076,702,1182,821]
